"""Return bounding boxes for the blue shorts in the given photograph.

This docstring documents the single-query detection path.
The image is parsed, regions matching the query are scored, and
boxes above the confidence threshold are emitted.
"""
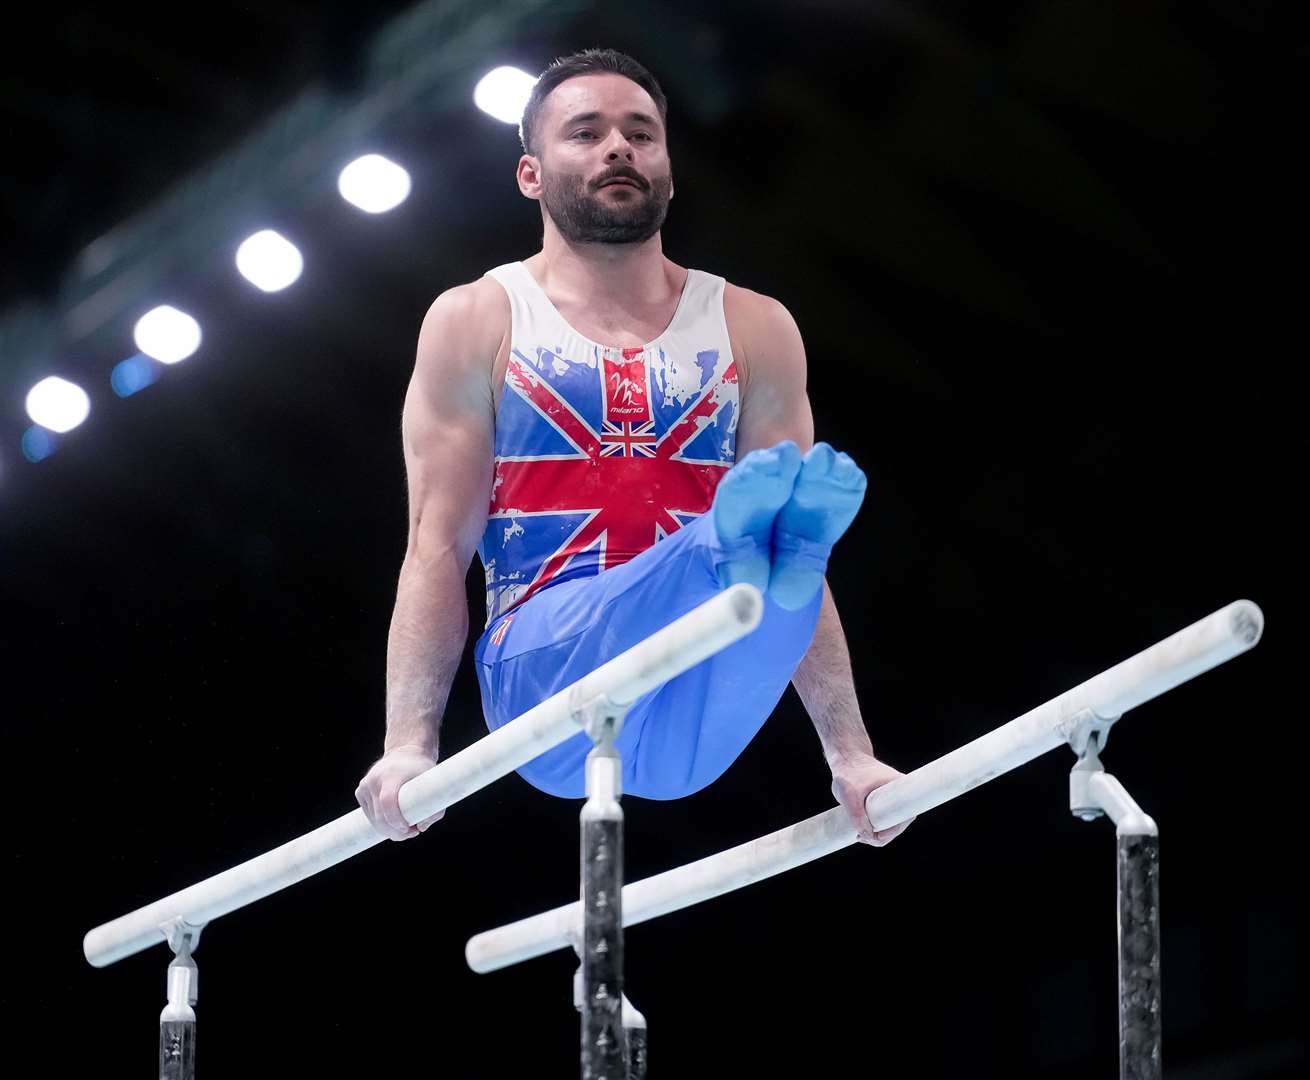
[473,511,823,800]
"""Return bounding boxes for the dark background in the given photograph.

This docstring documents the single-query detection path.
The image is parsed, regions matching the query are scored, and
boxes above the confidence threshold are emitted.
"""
[2,2,1303,1076]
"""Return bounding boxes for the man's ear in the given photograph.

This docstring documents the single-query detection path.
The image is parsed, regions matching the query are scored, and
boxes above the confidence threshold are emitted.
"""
[517,154,543,200]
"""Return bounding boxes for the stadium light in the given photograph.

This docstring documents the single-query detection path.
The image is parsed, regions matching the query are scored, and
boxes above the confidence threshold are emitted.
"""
[338,154,411,213]
[134,305,202,365]
[26,376,91,434]
[474,66,537,126]
[235,230,303,292]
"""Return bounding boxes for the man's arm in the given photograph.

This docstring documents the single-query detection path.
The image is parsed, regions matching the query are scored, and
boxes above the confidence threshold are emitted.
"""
[790,581,912,846]
[355,283,500,840]
[789,578,873,764]
[729,286,912,847]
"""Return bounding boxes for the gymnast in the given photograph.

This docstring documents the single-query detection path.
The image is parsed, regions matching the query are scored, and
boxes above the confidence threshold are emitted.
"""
[355,47,914,850]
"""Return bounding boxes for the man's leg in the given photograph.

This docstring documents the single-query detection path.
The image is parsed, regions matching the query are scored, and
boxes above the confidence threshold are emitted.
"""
[474,441,864,799]
[474,507,794,798]
[625,441,871,795]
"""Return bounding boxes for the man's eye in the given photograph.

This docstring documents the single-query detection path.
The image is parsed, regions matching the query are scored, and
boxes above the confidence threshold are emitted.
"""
[572,130,595,139]
[633,132,653,141]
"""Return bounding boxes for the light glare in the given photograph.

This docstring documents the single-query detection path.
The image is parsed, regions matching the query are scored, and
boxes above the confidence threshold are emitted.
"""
[21,426,59,463]
[235,230,303,292]
[338,154,412,214]
[134,305,202,364]
[111,354,161,398]
[474,66,538,126]
[25,376,91,434]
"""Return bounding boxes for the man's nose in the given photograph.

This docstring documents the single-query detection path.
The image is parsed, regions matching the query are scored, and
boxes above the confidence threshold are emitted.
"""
[602,132,635,161]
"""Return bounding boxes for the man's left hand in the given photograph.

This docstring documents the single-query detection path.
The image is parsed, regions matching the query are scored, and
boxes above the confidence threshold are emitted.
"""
[830,751,915,847]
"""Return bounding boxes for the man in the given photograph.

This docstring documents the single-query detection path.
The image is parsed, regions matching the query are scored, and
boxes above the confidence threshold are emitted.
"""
[355,48,913,849]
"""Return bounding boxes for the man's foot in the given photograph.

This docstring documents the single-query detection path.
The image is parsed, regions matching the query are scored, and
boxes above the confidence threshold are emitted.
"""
[769,443,867,610]
[712,441,803,592]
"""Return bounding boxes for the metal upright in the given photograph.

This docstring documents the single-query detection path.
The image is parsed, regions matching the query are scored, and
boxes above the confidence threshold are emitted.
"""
[621,995,648,1078]
[158,918,203,1080]
[572,681,638,1079]
[1067,709,1162,1080]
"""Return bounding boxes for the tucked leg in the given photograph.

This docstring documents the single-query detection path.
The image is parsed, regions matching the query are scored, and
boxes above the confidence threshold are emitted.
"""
[476,514,817,800]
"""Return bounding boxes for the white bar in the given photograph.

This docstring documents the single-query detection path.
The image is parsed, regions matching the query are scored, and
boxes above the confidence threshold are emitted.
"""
[465,599,1263,973]
[84,584,764,968]
[856,598,1263,829]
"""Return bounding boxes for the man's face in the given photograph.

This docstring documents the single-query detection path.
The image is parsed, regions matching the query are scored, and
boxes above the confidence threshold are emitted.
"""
[530,73,673,245]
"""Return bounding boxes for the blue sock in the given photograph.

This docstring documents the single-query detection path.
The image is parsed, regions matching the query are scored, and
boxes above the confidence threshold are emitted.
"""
[711,441,802,592]
[769,443,866,609]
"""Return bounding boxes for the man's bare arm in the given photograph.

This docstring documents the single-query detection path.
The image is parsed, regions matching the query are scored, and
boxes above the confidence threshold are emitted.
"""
[384,286,496,753]
[731,287,912,846]
[730,287,815,459]
[356,283,500,839]
[734,294,876,755]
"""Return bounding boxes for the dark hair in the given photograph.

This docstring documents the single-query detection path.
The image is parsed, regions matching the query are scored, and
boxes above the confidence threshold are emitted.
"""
[519,48,668,157]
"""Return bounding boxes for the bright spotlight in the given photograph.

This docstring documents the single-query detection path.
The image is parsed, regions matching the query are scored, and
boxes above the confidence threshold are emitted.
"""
[338,154,412,214]
[25,376,91,434]
[235,229,303,292]
[134,305,201,364]
[474,66,538,126]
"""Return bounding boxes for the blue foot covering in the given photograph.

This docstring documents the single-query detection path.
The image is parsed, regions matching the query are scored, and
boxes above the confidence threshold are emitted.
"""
[767,442,865,609]
[767,529,834,610]
[711,440,801,593]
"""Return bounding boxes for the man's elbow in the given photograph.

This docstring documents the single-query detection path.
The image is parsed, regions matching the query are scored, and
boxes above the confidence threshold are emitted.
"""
[404,517,479,578]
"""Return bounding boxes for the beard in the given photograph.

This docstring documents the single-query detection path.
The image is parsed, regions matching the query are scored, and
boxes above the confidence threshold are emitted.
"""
[539,167,673,245]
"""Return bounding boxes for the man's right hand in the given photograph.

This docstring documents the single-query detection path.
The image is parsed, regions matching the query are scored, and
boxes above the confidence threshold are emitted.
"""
[355,745,445,841]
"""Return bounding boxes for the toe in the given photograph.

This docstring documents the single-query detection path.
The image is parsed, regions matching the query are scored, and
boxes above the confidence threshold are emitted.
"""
[803,442,836,476]
[765,440,800,470]
[744,444,785,473]
[839,458,868,491]
[778,441,802,475]
[822,449,865,490]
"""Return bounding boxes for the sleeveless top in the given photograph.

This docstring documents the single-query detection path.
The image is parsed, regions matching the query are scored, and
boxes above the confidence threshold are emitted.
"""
[475,260,740,629]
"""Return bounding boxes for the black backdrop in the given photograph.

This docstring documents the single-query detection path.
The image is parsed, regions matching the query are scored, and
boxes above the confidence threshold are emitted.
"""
[3,2,1303,1076]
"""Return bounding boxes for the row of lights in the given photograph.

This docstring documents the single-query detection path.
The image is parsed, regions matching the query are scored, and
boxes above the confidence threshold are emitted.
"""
[18,65,539,464]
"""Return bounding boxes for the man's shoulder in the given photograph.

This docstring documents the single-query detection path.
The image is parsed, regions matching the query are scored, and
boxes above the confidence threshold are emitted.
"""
[427,274,510,328]
[722,280,796,336]
[420,274,510,367]
[721,281,802,385]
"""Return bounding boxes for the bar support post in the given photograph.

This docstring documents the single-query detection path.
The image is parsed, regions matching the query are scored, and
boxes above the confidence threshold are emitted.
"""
[621,994,648,1078]
[1068,711,1161,1080]
[158,918,204,1080]
[574,688,633,1079]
